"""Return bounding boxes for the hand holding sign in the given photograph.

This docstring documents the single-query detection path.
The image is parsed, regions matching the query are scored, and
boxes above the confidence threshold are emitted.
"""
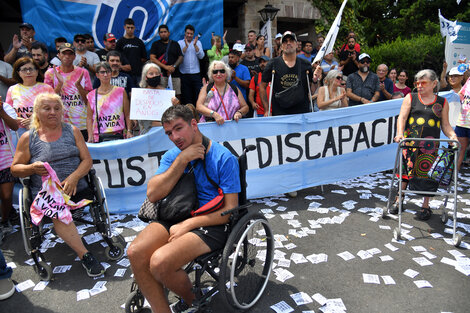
[130,88,175,121]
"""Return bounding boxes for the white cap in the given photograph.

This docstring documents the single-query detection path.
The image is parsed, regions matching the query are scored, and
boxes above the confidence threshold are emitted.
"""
[275,33,282,39]
[232,43,245,52]
[449,67,463,76]
[358,53,371,62]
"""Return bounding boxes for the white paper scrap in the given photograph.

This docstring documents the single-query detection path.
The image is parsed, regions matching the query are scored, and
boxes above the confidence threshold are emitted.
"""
[381,275,396,285]
[414,280,433,288]
[77,289,90,301]
[16,279,35,292]
[413,257,433,266]
[404,269,419,278]
[337,251,355,261]
[290,291,313,306]
[363,273,380,284]
[270,301,294,313]
[312,293,328,306]
[385,243,399,251]
[380,255,394,262]
[115,268,127,277]
[33,280,49,291]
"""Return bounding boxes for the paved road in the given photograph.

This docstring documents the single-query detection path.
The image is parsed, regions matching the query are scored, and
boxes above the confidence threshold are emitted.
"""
[1,168,470,313]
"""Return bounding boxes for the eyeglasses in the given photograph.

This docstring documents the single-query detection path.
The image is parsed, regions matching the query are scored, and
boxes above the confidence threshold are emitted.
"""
[75,39,86,43]
[414,81,429,87]
[98,70,111,75]
[336,76,342,80]
[212,69,226,75]
[359,60,370,64]
[19,67,37,73]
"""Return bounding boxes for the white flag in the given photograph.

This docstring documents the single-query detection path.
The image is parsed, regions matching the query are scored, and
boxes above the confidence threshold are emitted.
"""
[260,20,273,55]
[313,0,348,64]
[439,9,461,42]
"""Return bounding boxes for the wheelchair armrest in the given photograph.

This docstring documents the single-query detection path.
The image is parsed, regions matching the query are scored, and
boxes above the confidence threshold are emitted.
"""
[220,203,252,217]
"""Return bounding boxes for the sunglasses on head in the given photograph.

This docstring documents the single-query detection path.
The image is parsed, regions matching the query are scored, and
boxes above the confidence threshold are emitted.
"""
[75,39,86,43]
[212,69,226,75]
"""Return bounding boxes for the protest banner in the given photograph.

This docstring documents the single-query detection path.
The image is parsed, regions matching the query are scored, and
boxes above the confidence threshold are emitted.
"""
[445,22,470,68]
[130,88,175,120]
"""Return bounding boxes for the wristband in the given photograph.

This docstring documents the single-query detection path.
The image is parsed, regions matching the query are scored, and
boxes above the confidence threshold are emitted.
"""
[210,110,214,117]
[236,110,242,115]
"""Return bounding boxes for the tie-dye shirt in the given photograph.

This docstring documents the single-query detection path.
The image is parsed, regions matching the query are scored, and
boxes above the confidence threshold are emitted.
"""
[458,77,470,129]
[44,66,92,130]
[86,86,125,142]
[0,103,17,171]
[5,82,54,126]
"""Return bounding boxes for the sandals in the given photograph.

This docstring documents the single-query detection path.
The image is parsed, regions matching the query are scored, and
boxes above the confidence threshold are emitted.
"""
[417,208,432,221]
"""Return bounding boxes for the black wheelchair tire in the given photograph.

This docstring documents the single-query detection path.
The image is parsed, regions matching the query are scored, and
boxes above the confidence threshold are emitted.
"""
[35,261,53,281]
[125,290,145,313]
[218,212,274,311]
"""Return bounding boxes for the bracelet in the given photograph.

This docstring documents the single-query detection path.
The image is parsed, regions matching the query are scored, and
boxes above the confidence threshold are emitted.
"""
[210,110,214,117]
[236,110,242,115]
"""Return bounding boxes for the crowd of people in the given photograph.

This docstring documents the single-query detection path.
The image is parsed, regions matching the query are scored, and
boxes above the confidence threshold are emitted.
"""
[0,18,470,308]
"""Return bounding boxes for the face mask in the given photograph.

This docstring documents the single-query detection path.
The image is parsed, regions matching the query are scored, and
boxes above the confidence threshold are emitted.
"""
[361,66,369,73]
[147,75,161,87]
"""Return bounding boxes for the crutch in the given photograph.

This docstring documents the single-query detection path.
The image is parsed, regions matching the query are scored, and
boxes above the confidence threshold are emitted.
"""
[268,70,275,116]
[306,70,314,112]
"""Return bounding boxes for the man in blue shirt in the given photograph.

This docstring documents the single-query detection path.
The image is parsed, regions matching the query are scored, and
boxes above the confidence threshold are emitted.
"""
[128,105,240,313]
[178,25,205,105]
[376,64,394,101]
[297,41,316,63]
[228,49,251,103]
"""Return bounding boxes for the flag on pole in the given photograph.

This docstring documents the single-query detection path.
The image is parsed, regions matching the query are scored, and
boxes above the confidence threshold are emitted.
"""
[260,19,273,56]
[313,0,348,64]
[439,9,461,43]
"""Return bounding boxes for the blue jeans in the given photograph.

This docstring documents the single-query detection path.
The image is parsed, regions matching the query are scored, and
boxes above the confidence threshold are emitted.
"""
[0,250,12,279]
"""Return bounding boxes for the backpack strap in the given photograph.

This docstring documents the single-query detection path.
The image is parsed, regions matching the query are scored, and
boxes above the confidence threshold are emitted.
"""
[228,82,238,97]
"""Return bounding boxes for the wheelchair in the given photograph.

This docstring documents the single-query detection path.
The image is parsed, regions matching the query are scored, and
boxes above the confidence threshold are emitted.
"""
[18,168,125,281]
[125,145,274,313]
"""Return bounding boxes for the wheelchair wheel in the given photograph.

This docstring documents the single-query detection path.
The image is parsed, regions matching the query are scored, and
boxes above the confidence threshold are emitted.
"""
[219,212,274,311]
[105,240,125,261]
[91,174,113,238]
[19,188,33,256]
[125,290,145,313]
[35,261,53,281]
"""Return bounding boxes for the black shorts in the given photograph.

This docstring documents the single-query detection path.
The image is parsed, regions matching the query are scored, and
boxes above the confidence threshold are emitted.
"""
[0,168,15,184]
[156,220,229,251]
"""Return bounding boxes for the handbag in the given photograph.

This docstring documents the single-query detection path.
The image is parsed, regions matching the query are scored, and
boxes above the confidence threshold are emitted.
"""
[408,177,439,196]
[427,148,455,186]
[138,165,197,223]
[274,58,305,109]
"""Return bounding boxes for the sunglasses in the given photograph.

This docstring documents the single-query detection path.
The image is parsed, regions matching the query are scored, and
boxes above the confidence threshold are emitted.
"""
[359,60,371,64]
[414,81,429,87]
[75,39,86,43]
[212,69,226,75]
[336,76,342,80]
[108,40,116,43]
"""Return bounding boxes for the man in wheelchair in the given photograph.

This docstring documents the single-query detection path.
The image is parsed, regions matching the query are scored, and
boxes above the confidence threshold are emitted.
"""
[128,105,241,313]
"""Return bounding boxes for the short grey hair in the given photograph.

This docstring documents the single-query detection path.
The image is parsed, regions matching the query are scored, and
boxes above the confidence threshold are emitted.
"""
[208,60,232,83]
[139,62,161,88]
[415,69,439,93]
[324,70,342,86]
[96,61,111,73]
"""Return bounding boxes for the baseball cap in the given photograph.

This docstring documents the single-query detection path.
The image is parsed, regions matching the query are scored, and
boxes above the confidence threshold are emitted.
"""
[232,43,245,53]
[281,31,297,43]
[244,43,255,51]
[275,33,282,39]
[19,23,34,30]
[104,33,116,42]
[449,67,463,76]
[358,53,371,62]
[259,55,270,62]
[58,43,75,53]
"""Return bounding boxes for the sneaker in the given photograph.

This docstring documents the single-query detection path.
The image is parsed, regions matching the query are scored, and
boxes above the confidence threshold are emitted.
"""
[170,299,196,313]
[287,191,297,198]
[0,278,15,300]
[0,221,12,235]
[81,252,105,277]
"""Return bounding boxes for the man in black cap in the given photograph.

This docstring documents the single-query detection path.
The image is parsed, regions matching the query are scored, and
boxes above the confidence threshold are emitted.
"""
[4,23,38,64]
[96,33,131,72]
[241,43,260,77]
[259,31,321,116]
[346,53,380,106]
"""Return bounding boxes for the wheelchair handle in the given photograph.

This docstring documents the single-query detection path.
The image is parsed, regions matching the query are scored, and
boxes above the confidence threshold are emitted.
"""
[221,203,252,216]
[244,145,256,152]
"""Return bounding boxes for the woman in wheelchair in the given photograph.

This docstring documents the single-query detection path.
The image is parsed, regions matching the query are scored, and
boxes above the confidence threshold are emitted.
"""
[127,105,241,313]
[11,93,105,277]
